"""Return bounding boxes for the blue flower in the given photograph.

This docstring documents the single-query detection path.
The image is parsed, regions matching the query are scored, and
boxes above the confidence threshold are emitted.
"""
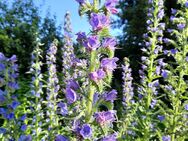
[157,115,165,121]
[21,124,27,131]
[80,124,92,139]
[0,52,6,61]
[0,128,6,134]
[89,69,106,82]
[58,102,68,116]
[102,133,117,141]
[0,63,5,71]
[162,70,168,79]
[150,99,157,108]
[94,110,116,125]
[185,104,188,111]
[83,35,100,51]
[5,112,15,120]
[103,89,117,102]
[162,135,171,141]
[177,23,186,30]
[105,0,119,14]
[89,13,110,31]
[67,80,79,90]
[171,8,177,14]
[101,57,119,72]
[18,135,32,141]
[55,135,69,141]
[10,101,20,109]
[75,0,85,5]
[65,88,77,104]
[185,2,188,8]
[20,114,27,121]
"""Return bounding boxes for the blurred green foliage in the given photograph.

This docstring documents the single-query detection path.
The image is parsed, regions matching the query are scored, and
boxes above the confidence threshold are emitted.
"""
[0,0,63,76]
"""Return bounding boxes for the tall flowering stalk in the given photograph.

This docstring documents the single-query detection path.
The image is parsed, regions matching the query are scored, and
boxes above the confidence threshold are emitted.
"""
[119,57,137,139]
[29,41,44,141]
[46,40,60,140]
[73,0,119,140]
[160,1,188,140]
[0,53,20,140]
[136,0,165,139]
[62,11,75,81]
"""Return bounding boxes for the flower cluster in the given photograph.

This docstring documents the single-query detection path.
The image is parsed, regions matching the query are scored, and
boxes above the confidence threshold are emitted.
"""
[62,11,75,81]
[0,53,21,140]
[29,41,44,140]
[72,0,119,140]
[46,40,60,139]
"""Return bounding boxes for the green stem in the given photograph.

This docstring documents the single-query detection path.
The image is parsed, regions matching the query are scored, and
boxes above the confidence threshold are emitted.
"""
[86,51,96,122]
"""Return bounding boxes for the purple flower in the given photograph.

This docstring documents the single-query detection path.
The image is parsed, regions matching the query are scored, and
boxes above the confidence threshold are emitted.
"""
[0,52,6,61]
[103,89,117,102]
[102,133,117,141]
[163,38,170,44]
[145,41,151,47]
[0,95,5,103]
[162,70,168,78]
[162,135,171,141]
[18,135,32,141]
[157,115,165,121]
[67,80,80,90]
[8,82,19,90]
[170,16,176,22]
[186,56,188,62]
[76,32,87,43]
[177,23,186,30]
[167,28,173,33]
[10,101,20,109]
[146,20,152,25]
[75,0,85,5]
[80,124,92,139]
[65,88,77,104]
[148,0,153,4]
[105,0,119,14]
[5,112,15,120]
[170,49,178,54]
[94,110,116,125]
[0,90,6,102]
[150,99,157,108]
[0,108,6,115]
[163,50,168,55]
[89,69,106,82]
[20,114,27,121]
[159,23,165,29]
[55,135,69,141]
[72,119,81,134]
[158,0,163,6]
[0,63,5,71]
[0,128,6,134]
[158,9,164,19]
[89,13,110,31]
[171,8,177,14]
[185,2,188,8]
[101,57,119,72]
[102,37,116,50]
[156,66,161,75]
[158,59,166,67]
[185,104,188,111]
[83,35,100,51]
[8,55,17,63]
[21,124,27,131]
[58,102,68,115]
